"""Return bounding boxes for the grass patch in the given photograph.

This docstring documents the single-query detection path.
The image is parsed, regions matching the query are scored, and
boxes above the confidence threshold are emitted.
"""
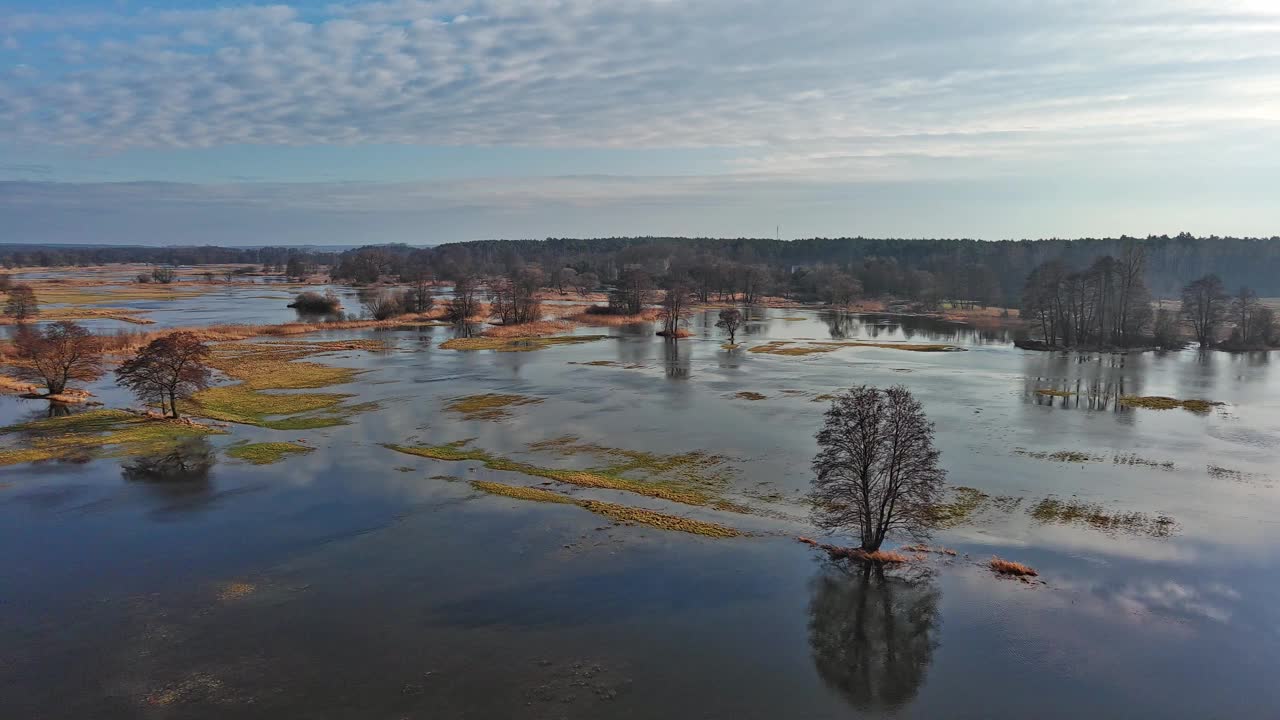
[470,480,741,537]
[445,393,542,421]
[1120,395,1224,413]
[1015,448,1101,463]
[217,582,257,602]
[932,486,988,527]
[1016,448,1174,469]
[183,340,381,428]
[797,537,910,563]
[1029,497,1176,537]
[385,439,738,509]
[733,391,767,401]
[226,441,313,465]
[0,409,222,467]
[440,335,609,352]
[0,306,154,326]
[990,557,1038,577]
[749,340,963,356]
[526,435,734,488]
[749,341,843,356]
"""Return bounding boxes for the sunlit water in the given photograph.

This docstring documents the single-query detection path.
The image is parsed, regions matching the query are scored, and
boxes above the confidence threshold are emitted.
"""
[3,292,1279,718]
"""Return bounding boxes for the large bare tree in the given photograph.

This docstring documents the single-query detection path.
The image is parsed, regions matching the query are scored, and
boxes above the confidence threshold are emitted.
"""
[12,321,104,396]
[810,386,945,552]
[115,331,212,418]
[1181,274,1228,346]
[715,308,743,344]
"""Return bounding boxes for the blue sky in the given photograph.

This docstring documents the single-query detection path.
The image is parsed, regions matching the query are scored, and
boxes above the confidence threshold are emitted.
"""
[2,0,1279,245]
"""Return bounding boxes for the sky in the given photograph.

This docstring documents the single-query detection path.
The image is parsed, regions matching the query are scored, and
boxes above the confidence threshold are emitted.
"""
[1,0,1279,246]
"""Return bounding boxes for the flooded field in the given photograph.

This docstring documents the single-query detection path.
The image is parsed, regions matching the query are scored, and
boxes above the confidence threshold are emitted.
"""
[3,287,1279,718]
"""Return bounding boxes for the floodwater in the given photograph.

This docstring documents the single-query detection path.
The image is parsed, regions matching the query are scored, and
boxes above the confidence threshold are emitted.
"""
[3,291,1280,718]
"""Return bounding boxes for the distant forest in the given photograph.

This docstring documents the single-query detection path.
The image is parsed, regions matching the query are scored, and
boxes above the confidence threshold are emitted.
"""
[3,234,1279,303]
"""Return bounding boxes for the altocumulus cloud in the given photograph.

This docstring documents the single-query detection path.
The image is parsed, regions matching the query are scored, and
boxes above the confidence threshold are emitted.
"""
[2,0,1280,242]
[3,0,1279,167]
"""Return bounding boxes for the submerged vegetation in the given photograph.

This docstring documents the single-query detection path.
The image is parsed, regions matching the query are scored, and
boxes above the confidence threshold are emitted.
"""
[440,334,609,352]
[932,486,989,527]
[1120,396,1224,413]
[384,438,743,510]
[750,340,963,356]
[225,441,313,465]
[1029,497,1176,537]
[471,480,741,537]
[445,393,542,421]
[0,409,222,467]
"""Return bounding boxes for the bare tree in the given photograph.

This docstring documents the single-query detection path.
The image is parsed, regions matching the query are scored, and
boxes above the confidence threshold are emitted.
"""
[1181,274,1228,346]
[716,308,743,344]
[810,386,946,552]
[609,267,654,315]
[490,268,542,325]
[363,290,406,320]
[658,281,690,336]
[444,275,480,324]
[406,272,435,314]
[5,284,38,320]
[1231,286,1260,343]
[115,331,213,418]
[11,321,104,396]
[574,271,599,297]
[152,267,177,284]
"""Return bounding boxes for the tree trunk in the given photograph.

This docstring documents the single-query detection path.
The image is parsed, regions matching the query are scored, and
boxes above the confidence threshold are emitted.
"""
[169,389,180,418]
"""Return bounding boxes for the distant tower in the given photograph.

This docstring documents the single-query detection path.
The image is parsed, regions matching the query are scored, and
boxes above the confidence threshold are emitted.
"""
[776,225,780,241]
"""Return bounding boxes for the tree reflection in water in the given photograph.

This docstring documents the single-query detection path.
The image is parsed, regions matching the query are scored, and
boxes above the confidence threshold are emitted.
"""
[808,562,940,712]
[121,437,216,485]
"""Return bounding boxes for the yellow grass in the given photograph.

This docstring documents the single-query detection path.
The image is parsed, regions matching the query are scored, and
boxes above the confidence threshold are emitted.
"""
[470,480,742,537]
[0,375,38,394]
[1120,395,1223,413]
[0,307,154,325]
[0,409,223,467]
[440,334,609,352]
[182,339,382,429]
[217,581,257,602]
[749,340,964,355]
[560,308,661,326]
[384,441,735,509]
[734,391,767,401]
[482,320,575,337]
[445,393,542,420]
[225,441,313,465]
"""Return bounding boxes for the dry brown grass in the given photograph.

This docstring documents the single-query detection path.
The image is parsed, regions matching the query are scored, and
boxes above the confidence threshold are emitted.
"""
[797,537,911,563]
[656,328,693,338]
[481,320,575,337]
[989,557,1038,576]
[561,308,661,326]
[0,375,38,394]
[469,480,742,537]
[733,391,767,401]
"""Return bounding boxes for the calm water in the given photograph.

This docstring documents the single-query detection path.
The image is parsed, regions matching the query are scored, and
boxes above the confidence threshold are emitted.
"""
[3,292,1279,718]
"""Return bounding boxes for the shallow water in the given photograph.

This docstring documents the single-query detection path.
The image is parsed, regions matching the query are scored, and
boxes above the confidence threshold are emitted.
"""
[3,291,1280,718]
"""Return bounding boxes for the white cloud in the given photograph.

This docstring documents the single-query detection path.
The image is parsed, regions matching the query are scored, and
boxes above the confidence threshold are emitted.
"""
[0,0,1277,181]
